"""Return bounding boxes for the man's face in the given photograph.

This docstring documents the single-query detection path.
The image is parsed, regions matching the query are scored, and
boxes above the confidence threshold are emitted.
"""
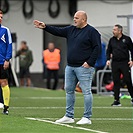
[113,26,121,37]
[73,12,83,28]
[21,43,27,50]
[48,43,55,50]
[0,14,3,24]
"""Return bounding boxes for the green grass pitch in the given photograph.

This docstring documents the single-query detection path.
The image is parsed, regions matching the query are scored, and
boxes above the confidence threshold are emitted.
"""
[0,87,133,133]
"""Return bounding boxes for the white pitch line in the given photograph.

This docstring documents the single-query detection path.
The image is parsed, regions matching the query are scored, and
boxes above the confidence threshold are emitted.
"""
[11,97,67,100]
[11,97,84,100]
[10,106,133,109]
[26,117,108,133]
[92,118,133,121]
[32,118,133,121]
[11,96,113,100]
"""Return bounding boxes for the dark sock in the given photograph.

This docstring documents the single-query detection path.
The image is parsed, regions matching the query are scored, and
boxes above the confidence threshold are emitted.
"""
[0,87,4,103]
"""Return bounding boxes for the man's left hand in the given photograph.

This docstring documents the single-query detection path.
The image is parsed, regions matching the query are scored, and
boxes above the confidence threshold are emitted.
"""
[82,62,91,68]
[128,61,133,67]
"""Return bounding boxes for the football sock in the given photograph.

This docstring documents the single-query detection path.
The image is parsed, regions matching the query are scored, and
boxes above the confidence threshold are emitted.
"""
[0,87,4,103]
[2,85,10,106]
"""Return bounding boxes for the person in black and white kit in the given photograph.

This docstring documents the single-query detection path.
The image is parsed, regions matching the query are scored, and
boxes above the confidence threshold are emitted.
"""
[106,24,133,106]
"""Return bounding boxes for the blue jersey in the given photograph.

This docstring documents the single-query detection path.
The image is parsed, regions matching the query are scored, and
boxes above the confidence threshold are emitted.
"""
[0,24,12,64]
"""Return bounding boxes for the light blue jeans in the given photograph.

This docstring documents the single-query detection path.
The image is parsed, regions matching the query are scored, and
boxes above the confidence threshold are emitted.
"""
[64,65,95,119]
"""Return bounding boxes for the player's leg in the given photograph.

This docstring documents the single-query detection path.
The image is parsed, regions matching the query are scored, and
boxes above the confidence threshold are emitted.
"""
[46,69,52,89]
[55,65,78,123]
[0,65,10,114]
[52,70,58,90]
[76,66,94,124]
[65,66,78,118]
[0,66,4,108]
[19,67,25,86]
[1,79,10,115]
[25,68,31,87]
[120,62,133,104]
[111,62,121,106]
[26,78,31,87]
[0,87,4,108]
[20,78,24,86]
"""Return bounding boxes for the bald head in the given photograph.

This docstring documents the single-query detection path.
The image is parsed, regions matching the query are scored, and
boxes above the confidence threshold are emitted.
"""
[73,10,88,28]
[75,11,87,21]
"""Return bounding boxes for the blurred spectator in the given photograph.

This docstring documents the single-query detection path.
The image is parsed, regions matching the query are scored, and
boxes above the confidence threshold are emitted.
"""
[15,41,33,87]
[92,42,107,86]
[43,42,60,90]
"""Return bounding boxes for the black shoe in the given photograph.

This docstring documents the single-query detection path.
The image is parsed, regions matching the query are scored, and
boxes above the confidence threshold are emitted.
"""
[3,105,9,115]
[111,100,121,106]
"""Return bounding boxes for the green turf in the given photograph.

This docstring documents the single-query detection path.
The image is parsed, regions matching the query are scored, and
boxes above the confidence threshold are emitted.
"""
[0,87,133,133]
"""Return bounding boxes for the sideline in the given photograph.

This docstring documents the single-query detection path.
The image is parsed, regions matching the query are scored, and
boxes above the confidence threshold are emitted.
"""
[26,117,108,133]
[11,96,113,99]
[10,106,133,109]
[28,117,133,121]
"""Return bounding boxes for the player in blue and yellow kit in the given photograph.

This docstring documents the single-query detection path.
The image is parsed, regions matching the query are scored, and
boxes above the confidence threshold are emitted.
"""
[0,9,12,115]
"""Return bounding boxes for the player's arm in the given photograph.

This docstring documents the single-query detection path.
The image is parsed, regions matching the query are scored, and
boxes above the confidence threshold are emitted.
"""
[5,28,12,61]
[127,37,133,67]
[28,51,33,67]
[106,39,112,66]
[4,28,12,70]
[33,20,68,37]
